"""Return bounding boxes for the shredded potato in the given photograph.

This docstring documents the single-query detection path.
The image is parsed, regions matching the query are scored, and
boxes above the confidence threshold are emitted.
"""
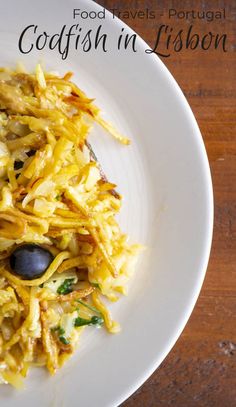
[0,64,140,388]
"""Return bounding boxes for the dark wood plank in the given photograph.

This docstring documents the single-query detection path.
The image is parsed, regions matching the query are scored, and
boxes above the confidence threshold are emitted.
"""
[96,1,236,405]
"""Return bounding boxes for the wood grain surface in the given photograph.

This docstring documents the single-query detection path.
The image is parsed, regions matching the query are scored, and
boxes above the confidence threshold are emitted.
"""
[95,1,236,406]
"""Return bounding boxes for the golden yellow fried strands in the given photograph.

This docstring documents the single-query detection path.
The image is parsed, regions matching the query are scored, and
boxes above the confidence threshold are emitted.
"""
[40,306,58,375]
[0,64,139,388]
[57,256,84,273]
[10,283,30,307]
[57,286,94,302]
[89,227,118,278]
[6,132,45,152]
[0,212,26,239]
[92,291,120,334]
[1,370,24,390]
[95,116,130,145]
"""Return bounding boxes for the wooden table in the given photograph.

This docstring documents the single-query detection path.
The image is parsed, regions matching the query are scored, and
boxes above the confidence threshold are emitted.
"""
[96,1,236,405]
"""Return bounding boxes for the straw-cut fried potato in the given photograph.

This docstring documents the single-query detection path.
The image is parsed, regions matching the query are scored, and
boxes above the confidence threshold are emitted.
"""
[0,64,140,388]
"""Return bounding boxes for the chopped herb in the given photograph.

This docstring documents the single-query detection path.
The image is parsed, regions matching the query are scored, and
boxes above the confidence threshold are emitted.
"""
[59,336,70,345]
[57,278,75,295]
[51,326,65,335]
[58,327,65,336]
[74,317,91,327]
[51,327,70,345]
[76,300,102,314]
[90,316,104,326]
[74,315,104,328]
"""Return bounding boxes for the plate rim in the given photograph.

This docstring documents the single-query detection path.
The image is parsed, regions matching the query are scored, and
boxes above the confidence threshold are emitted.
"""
[0,0,214,405]
[91,2,214,406]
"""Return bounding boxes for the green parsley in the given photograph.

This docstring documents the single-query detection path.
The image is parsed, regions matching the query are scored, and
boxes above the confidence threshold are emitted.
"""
[57,278,75,295]
[59,336,70,345]
[51,326,70,345]
[76,300,102,314]
[74,315,104,328]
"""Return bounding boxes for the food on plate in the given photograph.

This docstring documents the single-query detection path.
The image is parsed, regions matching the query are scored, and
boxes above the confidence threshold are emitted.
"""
[0,64,140,388]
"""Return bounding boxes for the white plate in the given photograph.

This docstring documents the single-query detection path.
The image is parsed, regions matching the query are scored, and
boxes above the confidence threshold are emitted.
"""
[0,0,213,406]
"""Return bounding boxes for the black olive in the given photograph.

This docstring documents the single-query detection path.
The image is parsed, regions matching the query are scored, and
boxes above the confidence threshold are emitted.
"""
[9,244,54,280]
